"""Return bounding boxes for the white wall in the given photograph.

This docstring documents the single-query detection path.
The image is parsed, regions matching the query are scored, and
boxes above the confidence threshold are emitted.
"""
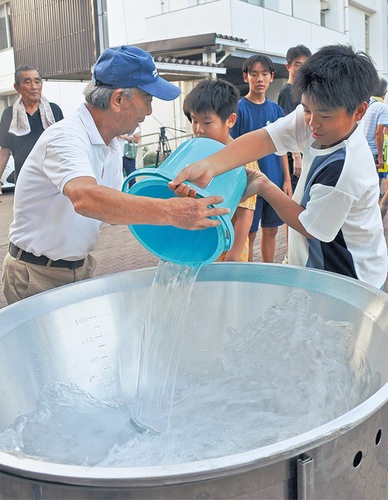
[145,0,232,40]
[323,0,344,31]
[292,0,321,24]
[310,23,347,51]
[106,0,161,46]
[348,5,367,50]
[0,48,15,94]
[42,81,88,117]
[144,0,348,60]
[368,3,388,75]
[264,0,292,16]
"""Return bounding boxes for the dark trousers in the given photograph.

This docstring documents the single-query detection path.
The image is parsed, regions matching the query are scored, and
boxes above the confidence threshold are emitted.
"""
[123,156,136,187]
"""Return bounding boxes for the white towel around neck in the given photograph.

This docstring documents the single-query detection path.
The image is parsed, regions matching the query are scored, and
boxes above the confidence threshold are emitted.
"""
[9,95,56,136]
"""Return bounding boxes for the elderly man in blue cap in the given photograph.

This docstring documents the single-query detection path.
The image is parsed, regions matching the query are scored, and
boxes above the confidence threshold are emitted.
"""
[2,46,229,304]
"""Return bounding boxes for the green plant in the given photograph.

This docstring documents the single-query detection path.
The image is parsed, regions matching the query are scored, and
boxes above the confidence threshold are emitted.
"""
[143,151,157,167]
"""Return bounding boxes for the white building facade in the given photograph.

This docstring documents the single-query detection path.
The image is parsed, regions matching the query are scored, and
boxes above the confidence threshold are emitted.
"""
[0,0,387,155]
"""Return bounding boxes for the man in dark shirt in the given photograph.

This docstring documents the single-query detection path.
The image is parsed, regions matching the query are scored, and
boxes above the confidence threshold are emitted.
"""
[0,65,63,195]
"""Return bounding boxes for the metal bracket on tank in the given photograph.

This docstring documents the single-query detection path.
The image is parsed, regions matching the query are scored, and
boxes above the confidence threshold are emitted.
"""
[297,454,315,500]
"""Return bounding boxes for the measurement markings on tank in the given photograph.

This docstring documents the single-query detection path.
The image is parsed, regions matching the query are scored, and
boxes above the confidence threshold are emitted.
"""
[74,315,98,326]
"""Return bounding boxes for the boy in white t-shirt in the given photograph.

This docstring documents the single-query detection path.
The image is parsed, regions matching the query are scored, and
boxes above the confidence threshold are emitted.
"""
[170,44,387,289]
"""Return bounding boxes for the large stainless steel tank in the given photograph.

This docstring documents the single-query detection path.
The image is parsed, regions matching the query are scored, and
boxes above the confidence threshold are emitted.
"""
[0,263,387,499]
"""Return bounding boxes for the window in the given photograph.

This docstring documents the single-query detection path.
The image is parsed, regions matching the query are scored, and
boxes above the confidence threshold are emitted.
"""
[240,0,264,5]
[0,2,11,51]
[320,0,329,27]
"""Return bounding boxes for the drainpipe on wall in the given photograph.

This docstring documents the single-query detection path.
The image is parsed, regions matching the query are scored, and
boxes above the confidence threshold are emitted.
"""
[95,0,109,54]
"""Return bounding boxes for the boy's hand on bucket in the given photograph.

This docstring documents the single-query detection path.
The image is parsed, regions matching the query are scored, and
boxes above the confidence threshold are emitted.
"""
[241,169,269,201]
[166,196,229,230]
[168,160,215,193]
[171,182,197,198]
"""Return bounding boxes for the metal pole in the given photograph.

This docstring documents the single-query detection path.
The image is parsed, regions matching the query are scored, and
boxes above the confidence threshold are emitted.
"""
[297,454,315,500]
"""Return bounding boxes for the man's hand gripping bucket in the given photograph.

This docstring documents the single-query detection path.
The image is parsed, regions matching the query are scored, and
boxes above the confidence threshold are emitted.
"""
[122,138,247,266]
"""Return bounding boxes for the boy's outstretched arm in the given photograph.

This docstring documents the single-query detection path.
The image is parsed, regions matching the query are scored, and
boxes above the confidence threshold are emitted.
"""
[245,170,313,239]
[169,129,276,194]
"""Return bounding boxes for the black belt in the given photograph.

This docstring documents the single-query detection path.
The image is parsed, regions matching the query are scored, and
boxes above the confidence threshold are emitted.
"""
[9,243,85,269]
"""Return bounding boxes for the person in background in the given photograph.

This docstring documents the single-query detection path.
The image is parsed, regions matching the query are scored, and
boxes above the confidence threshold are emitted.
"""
[183,78,259,261]
[118,127,140,187]
[278,44,312,192]
[120,127,140,176]
[231,54,292,262]
[0,65,64,195]
[170,45,387,290]
[363,77,388,194]
[2,46,229,304]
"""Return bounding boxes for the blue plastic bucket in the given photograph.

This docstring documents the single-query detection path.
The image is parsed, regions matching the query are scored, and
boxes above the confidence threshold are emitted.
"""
[122,138,247,266]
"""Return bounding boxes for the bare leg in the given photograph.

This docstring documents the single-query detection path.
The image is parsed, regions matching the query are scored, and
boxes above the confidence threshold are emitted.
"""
[248,231,257,262]
[261,226,278,263]
[282,224,289,264]
[284,223,289,250]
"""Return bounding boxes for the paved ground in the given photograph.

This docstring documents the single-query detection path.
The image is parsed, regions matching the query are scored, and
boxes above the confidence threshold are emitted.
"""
[0,188,387,310]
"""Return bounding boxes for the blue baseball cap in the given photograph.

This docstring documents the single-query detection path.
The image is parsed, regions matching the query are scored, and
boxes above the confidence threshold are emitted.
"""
[92,45,180,101]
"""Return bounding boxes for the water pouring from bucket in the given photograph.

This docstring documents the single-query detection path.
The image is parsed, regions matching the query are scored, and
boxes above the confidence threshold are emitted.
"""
[122,138,246,433]
[122,137,247,267]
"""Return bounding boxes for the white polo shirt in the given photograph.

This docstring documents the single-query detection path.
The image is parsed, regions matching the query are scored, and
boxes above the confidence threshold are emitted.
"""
[9,104,123,261]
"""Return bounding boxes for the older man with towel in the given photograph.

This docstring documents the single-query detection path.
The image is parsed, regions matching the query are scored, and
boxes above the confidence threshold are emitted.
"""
[0,65,63,195]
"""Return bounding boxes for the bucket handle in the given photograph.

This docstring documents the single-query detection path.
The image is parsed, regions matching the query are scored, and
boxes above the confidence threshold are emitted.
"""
[122,168,172,193]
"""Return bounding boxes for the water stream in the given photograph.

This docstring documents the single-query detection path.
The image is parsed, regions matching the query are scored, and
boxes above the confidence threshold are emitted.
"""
[131,260,201,434]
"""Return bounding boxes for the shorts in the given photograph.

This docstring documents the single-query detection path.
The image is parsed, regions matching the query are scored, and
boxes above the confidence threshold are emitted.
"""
[374,154,388,179]
[250,196,283,233]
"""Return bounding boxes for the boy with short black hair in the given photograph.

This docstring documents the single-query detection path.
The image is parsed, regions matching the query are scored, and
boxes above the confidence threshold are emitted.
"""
[231,54,291,262]
[184,78,259,261]
[171,45,387,289]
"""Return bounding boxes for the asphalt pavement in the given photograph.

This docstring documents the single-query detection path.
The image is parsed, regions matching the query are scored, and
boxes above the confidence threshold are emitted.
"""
[0,189,387,310]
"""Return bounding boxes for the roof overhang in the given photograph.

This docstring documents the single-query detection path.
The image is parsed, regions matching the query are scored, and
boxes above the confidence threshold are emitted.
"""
[135,33,288,87]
